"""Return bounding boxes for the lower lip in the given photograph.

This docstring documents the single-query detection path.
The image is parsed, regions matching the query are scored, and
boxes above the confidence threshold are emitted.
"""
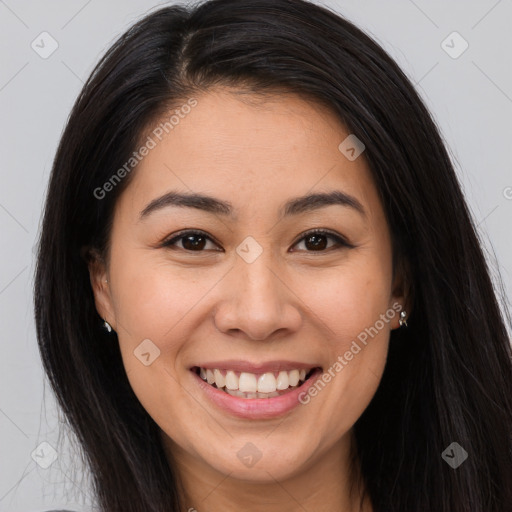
[191,368,323,419]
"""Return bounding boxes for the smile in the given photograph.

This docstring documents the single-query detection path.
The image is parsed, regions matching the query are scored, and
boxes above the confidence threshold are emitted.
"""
[190,363,323,419]
[194,367,316,398]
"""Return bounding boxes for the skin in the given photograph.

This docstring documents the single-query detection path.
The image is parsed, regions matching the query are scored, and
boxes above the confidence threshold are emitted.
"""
[89,87,409,511]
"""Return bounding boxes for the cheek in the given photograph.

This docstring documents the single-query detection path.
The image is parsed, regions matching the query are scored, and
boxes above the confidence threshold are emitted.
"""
[110,253,221,340]
[297,252,392,424]
[108,260,194,432]
[107,256,209,397]
[299,255,392,342]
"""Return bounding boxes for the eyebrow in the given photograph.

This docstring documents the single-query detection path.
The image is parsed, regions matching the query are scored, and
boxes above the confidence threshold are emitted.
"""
[139,189,366,220]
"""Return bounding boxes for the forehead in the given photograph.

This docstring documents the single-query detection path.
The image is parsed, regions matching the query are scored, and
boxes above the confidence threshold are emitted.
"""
[116,88,381,222]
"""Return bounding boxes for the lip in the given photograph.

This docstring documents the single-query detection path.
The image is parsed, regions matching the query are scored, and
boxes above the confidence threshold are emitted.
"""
[191,360,321,374]
[191,366,323,420]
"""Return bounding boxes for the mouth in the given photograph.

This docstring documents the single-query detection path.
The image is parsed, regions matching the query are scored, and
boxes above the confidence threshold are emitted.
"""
[191,366,321,399]
[190,363,324,419]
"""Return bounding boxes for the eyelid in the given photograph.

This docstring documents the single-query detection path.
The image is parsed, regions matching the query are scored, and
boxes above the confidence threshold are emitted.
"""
[161,228,353,252]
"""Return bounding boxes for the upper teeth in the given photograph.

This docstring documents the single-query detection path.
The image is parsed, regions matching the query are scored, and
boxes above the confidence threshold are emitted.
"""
[199,368,308,393]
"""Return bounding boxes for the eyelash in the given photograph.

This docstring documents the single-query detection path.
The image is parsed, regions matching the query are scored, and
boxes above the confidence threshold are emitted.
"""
[161,228,353,253]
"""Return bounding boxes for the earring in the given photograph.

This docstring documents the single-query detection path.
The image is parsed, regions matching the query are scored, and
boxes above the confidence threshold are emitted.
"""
[103,320,112,333]
[399,310,408,327]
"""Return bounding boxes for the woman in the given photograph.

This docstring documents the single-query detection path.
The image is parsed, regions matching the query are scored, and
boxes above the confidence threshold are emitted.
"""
[35,0,512,510]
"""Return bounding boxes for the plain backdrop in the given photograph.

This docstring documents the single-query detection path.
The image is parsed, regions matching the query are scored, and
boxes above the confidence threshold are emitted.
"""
[1,0,511,510]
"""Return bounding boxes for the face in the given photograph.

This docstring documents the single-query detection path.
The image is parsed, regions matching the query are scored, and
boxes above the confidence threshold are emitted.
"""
[90,87,406,486]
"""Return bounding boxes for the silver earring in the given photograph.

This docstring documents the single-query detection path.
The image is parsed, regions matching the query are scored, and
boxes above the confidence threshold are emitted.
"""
[399,310,408,327]
[103,320,112,332]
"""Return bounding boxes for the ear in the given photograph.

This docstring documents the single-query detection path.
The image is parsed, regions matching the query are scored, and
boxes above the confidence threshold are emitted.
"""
[390,255,413,329]
[85,247,116,330]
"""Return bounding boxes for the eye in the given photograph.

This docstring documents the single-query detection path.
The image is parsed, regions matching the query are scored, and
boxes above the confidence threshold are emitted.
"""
[161,230,221,252]
[161,228,352,253]
[290,229,352,252]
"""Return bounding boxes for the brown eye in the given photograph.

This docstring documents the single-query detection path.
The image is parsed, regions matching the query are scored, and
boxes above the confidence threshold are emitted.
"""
[162,230,220,251]
[162,229,351,253]
[304,233,328,251]
[291,229,352,252]
[181,233,207,250]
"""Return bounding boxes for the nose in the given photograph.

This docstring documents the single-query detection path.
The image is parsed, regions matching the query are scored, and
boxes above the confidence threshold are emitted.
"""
[213,254,303,341]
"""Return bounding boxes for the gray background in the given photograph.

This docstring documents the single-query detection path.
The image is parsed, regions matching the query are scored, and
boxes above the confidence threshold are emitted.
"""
[1,0,511,510]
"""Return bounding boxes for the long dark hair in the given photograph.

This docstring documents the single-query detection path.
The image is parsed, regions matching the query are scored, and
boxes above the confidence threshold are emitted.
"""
[34,0,512,510]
